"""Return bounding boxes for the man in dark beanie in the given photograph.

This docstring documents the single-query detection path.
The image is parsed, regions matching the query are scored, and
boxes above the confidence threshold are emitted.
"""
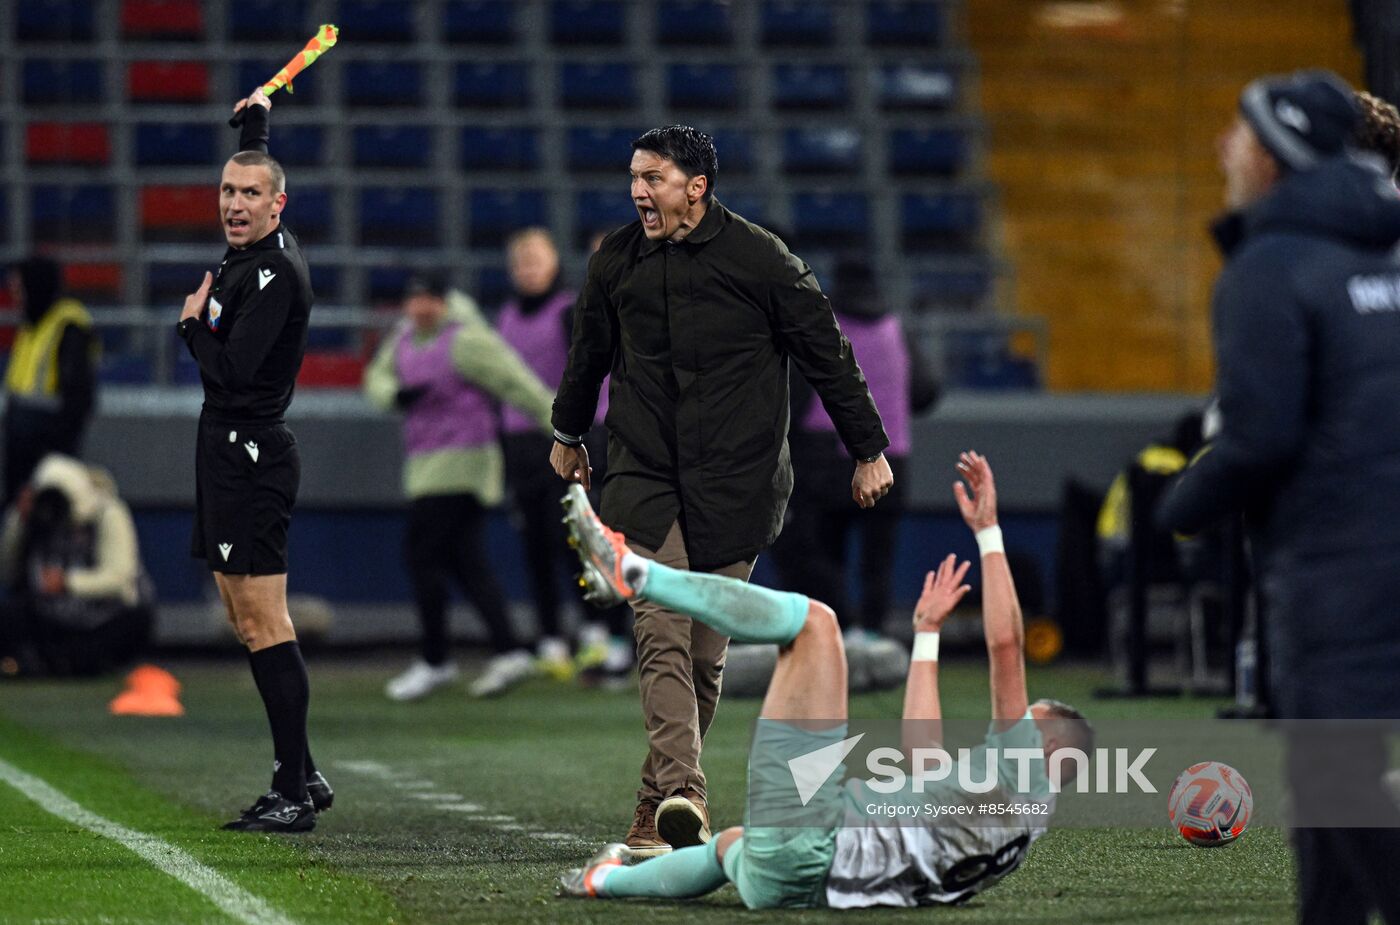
[1158,69,1400,924]
[3,256,98,506]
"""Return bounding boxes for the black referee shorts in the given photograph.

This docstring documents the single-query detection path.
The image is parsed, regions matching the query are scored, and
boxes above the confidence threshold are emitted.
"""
[191,415,300,575]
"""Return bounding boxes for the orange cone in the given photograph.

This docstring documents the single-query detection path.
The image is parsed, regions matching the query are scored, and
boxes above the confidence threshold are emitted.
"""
[109,664,184,716]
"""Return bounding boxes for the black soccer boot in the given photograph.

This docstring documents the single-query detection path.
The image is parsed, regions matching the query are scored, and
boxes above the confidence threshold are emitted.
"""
[307,771,334,813]
[222,791,317,833]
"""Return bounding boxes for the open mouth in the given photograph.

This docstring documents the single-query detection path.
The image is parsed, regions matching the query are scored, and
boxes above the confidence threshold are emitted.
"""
[226,217,249,234]
[638,206,660,230]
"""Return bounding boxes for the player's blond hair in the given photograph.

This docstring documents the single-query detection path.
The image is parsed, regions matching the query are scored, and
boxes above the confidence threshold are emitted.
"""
[228,151,287,194]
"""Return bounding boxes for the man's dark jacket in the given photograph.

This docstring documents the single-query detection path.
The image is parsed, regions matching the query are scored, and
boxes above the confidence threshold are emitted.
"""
[553,201,888,569]
[1157,156,1400,718]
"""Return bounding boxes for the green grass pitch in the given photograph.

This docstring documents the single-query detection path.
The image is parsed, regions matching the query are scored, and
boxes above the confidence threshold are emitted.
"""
[0,659,1294,924]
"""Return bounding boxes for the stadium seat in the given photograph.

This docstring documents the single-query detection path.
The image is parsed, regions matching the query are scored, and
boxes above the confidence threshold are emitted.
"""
[888,128,970,176]
[134,123,215,166]
[867,1,943,47]
[567,127,641,172]
[454,62,530,108]
[771,64,848,110]
[343,61,424,108]
[790,192,869,244]
[336,0,415,42]
[64,263,124,303]
[140,185,213,242]
[783,128,862,174]
[353,126,432,168]
[238,60,321,104]
[911,259,995,310]
[367,266,417,303]
[468,188,547,247]
[286,187,333,244]
[944,331,1040,390]
[26,123,110,166]
[444,0,517,44]
[0,192,7,246]
[227,0,310,42]
[658,1,732,46]
[359,187,440,247]
[551,0,626,45]
[720,192,768,225]
[576,188,638,245]
[268,126,325,167]
[100,355,155,386]
[879,64,959,111]
[121,0,203,40]
[667,64,740,111]
[147,262,212,304]
[128,62,210,103]
[900,191,983,250]
[710,129,754,174]
[23,60,104,106]
[298,352,365,388]
[16,0,95,41]
[559,62,636,109]
[478,266,512,307]
[460,126,541,171]
[308,264,342,302]
[761,1,835,46]
[31,185,117,244]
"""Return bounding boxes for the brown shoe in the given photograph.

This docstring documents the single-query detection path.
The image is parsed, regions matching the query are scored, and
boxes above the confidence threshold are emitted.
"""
[625,801,671,857]
[656,789,711,848]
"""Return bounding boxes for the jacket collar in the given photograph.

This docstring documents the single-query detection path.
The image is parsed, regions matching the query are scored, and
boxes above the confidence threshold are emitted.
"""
[639,200,725,255]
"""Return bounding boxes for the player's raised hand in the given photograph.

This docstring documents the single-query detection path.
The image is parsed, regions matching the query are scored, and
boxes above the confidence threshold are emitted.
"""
[912,553,972,632]
[180,271,213,322]
[953,450,998,531]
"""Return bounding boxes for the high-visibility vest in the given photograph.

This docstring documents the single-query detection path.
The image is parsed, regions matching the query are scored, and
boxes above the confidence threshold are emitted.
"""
[4,298,93,407]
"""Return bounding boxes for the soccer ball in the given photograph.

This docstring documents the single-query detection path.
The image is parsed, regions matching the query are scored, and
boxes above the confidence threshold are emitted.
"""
[1167,761,1253,847]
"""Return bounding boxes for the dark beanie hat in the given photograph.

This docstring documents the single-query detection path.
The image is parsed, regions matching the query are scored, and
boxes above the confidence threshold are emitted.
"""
[1239,69,1360,171]
[403,272,448,299]
[12,256,62,324]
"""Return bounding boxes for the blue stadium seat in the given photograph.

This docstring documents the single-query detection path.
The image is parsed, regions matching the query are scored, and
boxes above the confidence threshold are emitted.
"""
[791,192,869,243]
[359,187,440,247]
[353,126,432,168]
[16,0,95,41]
[783,128,862,174]
[879,64,959,111]
[367,266,414,303]
[460,126,541,170]
[944,331,1040,391]
[478,266,512,307]
[911,259,994,309]
[771,64,848,109]
[23,60,104,105]
[134,123,215,166]
[344,61,423,107]
[761,1,835,46]
[576,188,638,245]
[336,0,415,42]
[889,128,969,176]
[305,325,353,350]
[551,0,625,45]
[0,191,7,246]
[270,126,325,167]
[720,192,768,225]
[227,0,309,41]
[711,129,754,175]
[567,127,640,172]
[559,62,636,109]
[238,60,320,103]
[468,188,547,247]
[658,1,732,45]
[454,62,530,108]
[286,186,333,244]
[900,191,982,250]
[667,64,739,110]
[147,262,211,305]
[100,355,154,386]
[867,1,943,47]
[30,185,116,244]
[308,264,342,302]
[444,1,516,44]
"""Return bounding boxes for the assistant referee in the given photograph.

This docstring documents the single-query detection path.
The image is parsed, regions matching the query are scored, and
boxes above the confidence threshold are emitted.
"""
[175,89,328,832]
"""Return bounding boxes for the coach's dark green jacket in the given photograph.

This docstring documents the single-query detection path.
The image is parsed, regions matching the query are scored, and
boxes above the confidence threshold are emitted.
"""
[552,200,888,569]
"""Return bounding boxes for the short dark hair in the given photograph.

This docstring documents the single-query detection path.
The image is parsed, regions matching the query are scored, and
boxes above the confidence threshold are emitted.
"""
[632,125,718,201]
[228,150,286,194]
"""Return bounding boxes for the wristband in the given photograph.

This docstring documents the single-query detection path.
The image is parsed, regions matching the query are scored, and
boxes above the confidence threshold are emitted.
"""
[553,429,584,447]
[976,525,1004,557]
[912,631,940,662]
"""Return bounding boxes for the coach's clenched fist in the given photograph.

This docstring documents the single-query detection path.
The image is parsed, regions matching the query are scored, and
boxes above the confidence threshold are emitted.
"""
[852,453,894,508]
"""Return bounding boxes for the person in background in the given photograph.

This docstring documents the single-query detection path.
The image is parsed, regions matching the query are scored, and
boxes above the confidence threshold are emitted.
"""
[1355,90,1400,179]
[366,275,556,700]
[775,258,939,647]
[0,454,152,678]
[3,256,98,506]
[495,228,632,683]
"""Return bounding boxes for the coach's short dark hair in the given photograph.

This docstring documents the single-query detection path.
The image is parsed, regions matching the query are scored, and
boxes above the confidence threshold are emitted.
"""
[632,126,718,201]
[228,151,286,194]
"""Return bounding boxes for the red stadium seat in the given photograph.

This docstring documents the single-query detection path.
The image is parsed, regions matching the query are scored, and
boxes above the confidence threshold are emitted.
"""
[128,62,209,103]
[121,0,204,39]
[25,123,110,165]
[64,264,124,302]
[141,185,215,241]
[297,352,366,388]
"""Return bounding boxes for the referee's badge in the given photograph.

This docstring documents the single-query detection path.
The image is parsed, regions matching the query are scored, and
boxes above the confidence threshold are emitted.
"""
[208,296,223,331]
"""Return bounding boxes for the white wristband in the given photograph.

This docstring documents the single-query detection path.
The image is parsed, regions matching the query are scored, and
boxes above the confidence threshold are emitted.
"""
[976,525,1004,557]
[912,632,940,662]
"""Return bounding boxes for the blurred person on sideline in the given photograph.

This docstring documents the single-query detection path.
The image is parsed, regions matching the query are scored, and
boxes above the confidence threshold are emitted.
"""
[1355,90,1400,179]
[495,228,632,684]
[1157,70,1400,924]
[3,256,98,506]
[365,274,555,700]
[0,454,151,678]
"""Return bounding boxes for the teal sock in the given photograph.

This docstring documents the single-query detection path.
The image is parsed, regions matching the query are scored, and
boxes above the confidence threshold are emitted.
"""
[638,562,809,645]
[598,841,728,899]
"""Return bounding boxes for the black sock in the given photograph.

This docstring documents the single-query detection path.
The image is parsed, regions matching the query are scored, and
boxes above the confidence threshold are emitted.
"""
[248,641,310,802]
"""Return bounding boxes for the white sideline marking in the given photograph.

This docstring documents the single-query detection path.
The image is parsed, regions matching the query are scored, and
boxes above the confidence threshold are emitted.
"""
[0,756,298,925]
